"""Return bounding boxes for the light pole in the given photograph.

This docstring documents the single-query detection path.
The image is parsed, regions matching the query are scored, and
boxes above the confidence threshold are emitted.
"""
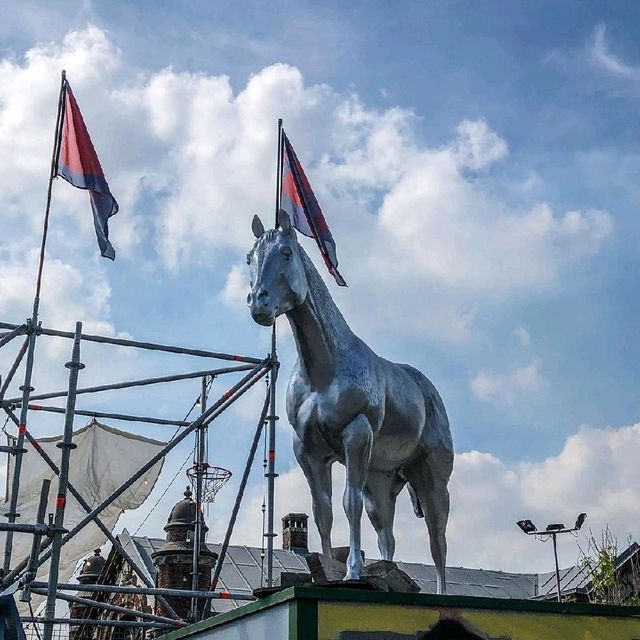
[516,513,587,602]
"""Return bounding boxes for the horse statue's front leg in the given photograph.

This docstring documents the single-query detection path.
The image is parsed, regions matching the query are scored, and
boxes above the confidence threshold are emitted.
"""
[342,414,373,580]
[292,432,334,557]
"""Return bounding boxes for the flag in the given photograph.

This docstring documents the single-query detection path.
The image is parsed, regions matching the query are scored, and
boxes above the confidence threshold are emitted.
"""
[280,131,346,286]
[56,80,119,260]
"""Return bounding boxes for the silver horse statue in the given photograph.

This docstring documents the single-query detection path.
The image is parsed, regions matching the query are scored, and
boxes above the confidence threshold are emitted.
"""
[247,212,454,593]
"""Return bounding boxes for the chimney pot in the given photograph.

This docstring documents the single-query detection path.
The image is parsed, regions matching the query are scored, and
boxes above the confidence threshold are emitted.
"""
[282,512,309,553]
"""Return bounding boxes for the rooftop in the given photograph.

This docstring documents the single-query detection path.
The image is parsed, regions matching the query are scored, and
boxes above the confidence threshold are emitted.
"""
[114,530,595,613]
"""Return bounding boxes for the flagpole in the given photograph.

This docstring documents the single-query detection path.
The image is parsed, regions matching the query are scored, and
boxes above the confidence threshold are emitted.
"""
[274,118,283,228]
[265,119,282,586]
[35,69,67,308]
[2,70,67,574]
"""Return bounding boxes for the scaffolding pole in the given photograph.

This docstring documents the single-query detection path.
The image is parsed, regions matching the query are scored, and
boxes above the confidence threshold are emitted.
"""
[15,404,190,428]
[265,331,279,586]
[23,618,174,630]
[0,325,27,350]
[44,321,83,640]
[32,588,184,627]
[18,426,180,621]
[204,383,270,619]
[21,479,50,602]
[190,376,207,621]
[1,364,254,405]
[29,581,255,600]
[3,320,38,575]
[0,336,29,402]
[20,361,270,580]
[0,322,262,364]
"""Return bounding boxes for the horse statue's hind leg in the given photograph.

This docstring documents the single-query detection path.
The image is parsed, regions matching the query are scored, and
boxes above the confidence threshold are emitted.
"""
[404,448,453,594]
[364,471,406,560]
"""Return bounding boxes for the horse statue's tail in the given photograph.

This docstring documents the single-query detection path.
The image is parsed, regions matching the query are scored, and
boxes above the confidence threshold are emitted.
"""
[408,483,424,518]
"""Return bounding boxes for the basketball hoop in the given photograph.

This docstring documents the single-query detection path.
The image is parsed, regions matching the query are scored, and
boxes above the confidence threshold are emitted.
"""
[187,464,232,503]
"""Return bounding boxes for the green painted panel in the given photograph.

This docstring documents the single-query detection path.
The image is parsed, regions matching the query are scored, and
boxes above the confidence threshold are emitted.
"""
[289,598,318,640]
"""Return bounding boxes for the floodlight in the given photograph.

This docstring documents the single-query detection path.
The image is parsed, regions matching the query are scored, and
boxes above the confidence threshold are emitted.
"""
[516,519,536,534]
[518,511,585,603]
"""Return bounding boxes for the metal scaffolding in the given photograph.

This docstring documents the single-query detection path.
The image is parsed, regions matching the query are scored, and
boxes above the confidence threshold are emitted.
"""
[0,84,286,638]
[0,315,279,638]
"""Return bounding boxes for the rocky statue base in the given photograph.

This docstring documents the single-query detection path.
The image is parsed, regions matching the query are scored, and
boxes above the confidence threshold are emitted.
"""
[255,550,420,597]
[305,553,420,593]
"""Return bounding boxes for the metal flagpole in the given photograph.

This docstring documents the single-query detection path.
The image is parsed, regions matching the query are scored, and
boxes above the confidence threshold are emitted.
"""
[3,71,67,575]
[35,69,67,307]
[265,119,283,586]
[275,118,283,227]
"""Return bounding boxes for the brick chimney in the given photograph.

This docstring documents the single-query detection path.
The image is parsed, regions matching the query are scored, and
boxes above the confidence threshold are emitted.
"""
[282,513,309,554]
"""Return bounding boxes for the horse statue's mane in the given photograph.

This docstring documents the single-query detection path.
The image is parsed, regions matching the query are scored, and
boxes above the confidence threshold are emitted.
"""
[295,243,353,348]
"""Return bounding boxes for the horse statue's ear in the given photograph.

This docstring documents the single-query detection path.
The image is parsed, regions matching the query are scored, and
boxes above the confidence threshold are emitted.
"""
[279,209,293,235]
[252,215,265,239]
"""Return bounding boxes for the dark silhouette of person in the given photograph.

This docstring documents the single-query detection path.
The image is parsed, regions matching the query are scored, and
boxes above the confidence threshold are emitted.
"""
[418,618,504,639]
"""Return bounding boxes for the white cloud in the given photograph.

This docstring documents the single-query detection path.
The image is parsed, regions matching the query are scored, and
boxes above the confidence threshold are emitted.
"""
[123,63,335,269]
[590,24,640,80]
[219,264,248,309]
[228,423,640,573]
[376,175,611,296]
[453,119,508,170]
[0,27,614,350]
[470,361,543,406]
[513,326,532,347]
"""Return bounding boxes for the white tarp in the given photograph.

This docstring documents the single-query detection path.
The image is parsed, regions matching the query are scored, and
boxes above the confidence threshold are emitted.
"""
[1,419,166,612]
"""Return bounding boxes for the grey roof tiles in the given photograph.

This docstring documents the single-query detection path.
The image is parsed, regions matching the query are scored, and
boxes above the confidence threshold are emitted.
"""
[116,532,577,611]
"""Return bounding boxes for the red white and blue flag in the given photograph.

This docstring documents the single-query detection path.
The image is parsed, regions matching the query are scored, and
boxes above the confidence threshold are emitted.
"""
[56,80,119,260]
[280,131,346,286]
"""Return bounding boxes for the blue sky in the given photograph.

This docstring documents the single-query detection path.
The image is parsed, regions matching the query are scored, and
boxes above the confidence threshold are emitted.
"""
[1,1,639,573]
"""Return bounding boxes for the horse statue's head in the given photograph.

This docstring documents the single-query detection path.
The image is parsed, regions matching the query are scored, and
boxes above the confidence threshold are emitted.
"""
[247,211,308,326]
